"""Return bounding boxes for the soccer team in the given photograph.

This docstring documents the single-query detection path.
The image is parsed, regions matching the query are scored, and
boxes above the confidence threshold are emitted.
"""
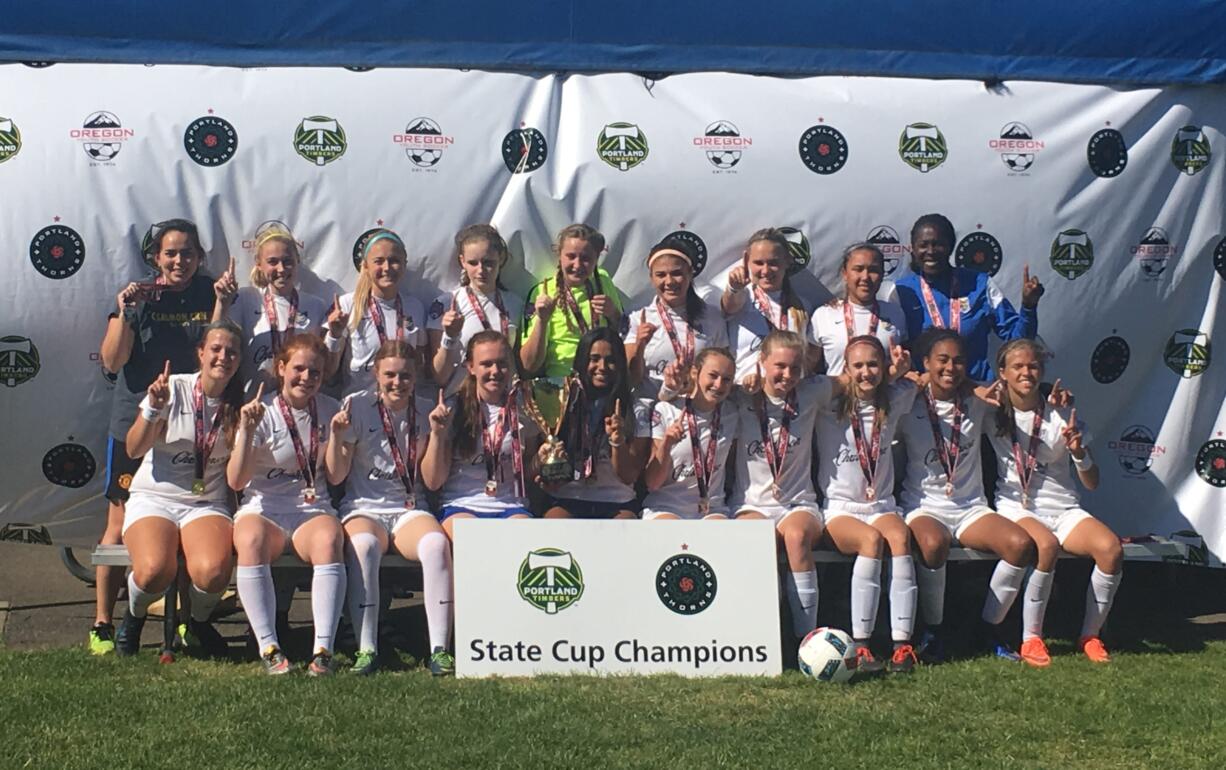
[86,213,1124,676]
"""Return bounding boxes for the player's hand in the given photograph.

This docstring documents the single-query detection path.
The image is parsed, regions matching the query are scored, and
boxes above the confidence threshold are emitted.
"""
[1047,378,1075,408]
[442,294,464,339]
[428,389,453,434]
[590,294,616,322]
[534,293,556,320]
[147,360,172,411]
[331,397,352,436]
[240,382,266,431]
[117,282,144,315]
[1021,263,1045,308]
[974,380,1004,408]
[214,256,238,304]
[662,416,686,447]
[740,370,762,394]
[728,264,750,292]
[604,398,625,445]
[1062,408,1085,457]
[635,309,658,350]
[326,294,349,337]
[663,359,690,396]
[889,344,912,379]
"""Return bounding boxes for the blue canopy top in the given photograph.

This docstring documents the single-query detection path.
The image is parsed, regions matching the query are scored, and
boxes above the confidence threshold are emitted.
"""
[2,1,1225,85]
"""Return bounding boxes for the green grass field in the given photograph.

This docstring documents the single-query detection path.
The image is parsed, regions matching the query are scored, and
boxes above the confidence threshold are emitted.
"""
[2,642,1224,769]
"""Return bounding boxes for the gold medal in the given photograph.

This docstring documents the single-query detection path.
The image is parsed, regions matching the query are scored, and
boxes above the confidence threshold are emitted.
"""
[192,478,205,496]
[485,480,498,496]
[698,496,710,515]
[303,489,316,505]
[772,483,782,500]
[866,486,876,501]
[945,482,953,498]
[404,496,416,510]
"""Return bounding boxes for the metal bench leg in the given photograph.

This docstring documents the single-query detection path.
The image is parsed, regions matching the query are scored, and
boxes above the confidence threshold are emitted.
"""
[160,570,178,664]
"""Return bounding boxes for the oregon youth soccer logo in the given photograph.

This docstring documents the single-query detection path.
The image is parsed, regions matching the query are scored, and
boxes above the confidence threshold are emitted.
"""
[777,227,811,275]
[294,116,347,166]
[1087,128,1127,177]
[42,443,97,488]
[394,117,454,168]
[501,127,548,173]
[71,111,133,163]
[1049,229,1094,279]
[1216,237,1226,281]
[1090,336,1130,384]
[990,122,1044,174]
[597,122,648,171]
[517,548,584,614]
[0,116,22,163]
[30,224,86,279]
[0,336,40,387]
[799,124,849,175]
[955,231,1003,276]
[1163,329,1210,378]
[898,122,947,172]
[656,553,718,615]
[352,227,384,271]
[865,225,907,276]
[1195,439,1226,488]
[1171,125,1210,175]
[183,115,237,166]
[1108,425,1165,477]
[1133,227,1178,280]
[695,120,750,170]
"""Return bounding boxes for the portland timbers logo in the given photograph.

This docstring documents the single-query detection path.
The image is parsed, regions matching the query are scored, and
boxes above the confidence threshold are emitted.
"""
[183,115,237,166]
[662,230,708,276]
[352,227,384,271]
[955,231,1003,276]
[1216,237,1226,281]
[1049,229,1093,279]
[1171,125,1210,175]
[1087,128,1127,177]
[501,127,548,173]
[0,116,22,163]
[798,124,848,175]
[30,224,86,279]
[597,122,648,171]
[0,336,40,387]
[517,548,583,614]
[656,552,717,615]
[898,122,947,172]
[1163,329,1210,378]
[42,443,96,488]
[294,115,347,166]
[1195,439,1226,488]
[1090,336,1130,384]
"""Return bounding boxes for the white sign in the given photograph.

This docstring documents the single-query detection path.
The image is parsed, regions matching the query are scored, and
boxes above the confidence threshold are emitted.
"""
[453,519,782,677]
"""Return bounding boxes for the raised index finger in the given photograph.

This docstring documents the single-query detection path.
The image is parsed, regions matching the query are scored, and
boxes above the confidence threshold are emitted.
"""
[162,360,171,379]
[1069,407,1077,427]
[253,381,265,402]
[1023,264,1031,284]
[333,293,342,312]
[229,255,236,275]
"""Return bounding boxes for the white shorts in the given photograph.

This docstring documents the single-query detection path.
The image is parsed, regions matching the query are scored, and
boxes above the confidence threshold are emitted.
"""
[734,504,823,528]
[122,494,230,536]
[905,505,995,542]
[825,500,902,526]
[235,508,337,542]
[342,509,432,536]
[997,503,1094,545]
[642,507,730,521]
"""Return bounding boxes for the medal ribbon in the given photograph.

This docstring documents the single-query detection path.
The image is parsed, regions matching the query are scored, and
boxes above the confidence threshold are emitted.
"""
[752,286,787,330]
[656,298,696,368]
[919,272,960,334]
[1010,403,1046,505]
[192,375,225,491]
[483,388,524,496]
[132,275,188,303]
[756,389,794,491]
[377,396,418,500]
[275,395,318,495]
[557,281,591,335]
[922,386,963,489]
[465,287,510,337]
[685,398,721,503]
[843,300,880,343]
[849,403,883,495]
[262,289,299,354]
[367,293,406,345]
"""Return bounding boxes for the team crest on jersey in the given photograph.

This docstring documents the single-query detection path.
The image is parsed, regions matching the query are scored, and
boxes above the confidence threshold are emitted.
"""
[697,120,751,171]
[1163,329,1210,378]
[798,124,849,175]
[517,548,584,614]
[898,122,947,173]
[1087,128,1127,177]
[429,299,446,320]
[661,230,708,276]
[294,115,347,166]
[118,473,133,490]
[0,335,40,387]
[1132,227,1178,280]
[955,231,1003,276]
[990,122,1044,174]
[777,227,811,275]
[0,116,22,163]
[30,224,86,279]
[1171,125,1210,175]
[597,122,648,171]
[183,115,237,166]
[42,443,97,488]
[1108,425,1165,478]
[72,111,133,164]
[1049,229,1094,279]
[1195,439,1226,488]
[393,117,454,169]
[501,127,548,173]
[656,552,717,615]
[865,226,907,277]
[0,524,52,545]
[1089,336,1129,384]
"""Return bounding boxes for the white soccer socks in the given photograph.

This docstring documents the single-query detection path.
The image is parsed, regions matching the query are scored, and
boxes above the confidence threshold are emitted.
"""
[417,531,453,651]
[125,572,160,619]
[851,556,882,641]
[981,560,1027,625]
[1021,569,1054,641]
[188,583,223,624]
[1080,566,1122,639]
[784,569,819,637]
[311,563,346,654]
[236,564,279,650]
[889,555,918,642]
[344,532,383,653]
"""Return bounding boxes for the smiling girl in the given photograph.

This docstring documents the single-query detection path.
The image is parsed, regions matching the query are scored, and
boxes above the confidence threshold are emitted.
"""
[809,243,907,375]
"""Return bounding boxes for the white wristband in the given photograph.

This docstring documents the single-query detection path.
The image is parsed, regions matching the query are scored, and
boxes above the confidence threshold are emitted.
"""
[1072,452,1094,471]
[442,334,462,350]
[141,404,165,423]
[658,382,678,401]
[324,332,345,353]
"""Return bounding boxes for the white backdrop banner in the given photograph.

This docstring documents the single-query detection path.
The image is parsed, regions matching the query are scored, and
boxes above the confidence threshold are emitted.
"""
[0,65,1222,561]
[453,519,782,677]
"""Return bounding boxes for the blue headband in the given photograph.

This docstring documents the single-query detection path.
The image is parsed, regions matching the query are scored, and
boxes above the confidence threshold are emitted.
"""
[362,231,404,260]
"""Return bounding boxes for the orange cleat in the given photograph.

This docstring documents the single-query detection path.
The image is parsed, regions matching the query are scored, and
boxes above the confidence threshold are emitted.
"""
[1020,637,1051,668]
[1080,636,1112,663]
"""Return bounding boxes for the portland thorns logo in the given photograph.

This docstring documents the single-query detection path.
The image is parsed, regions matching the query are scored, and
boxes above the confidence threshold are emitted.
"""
[656,552,718,615]
[0,116,22,163]
[501,127,548,173]
[1195,439,1226,488]
[1087,128,1127,177]
[955,231,1003,276]
[42,443,97,488]
[352,227,384,271]
[597,122,649,171]
[294,116,347,166]
[799,124,849,175]
[1049,229,1094,279]
[183,115,237,166]
[1090,336,1130,384]
[0,336,40,387]
[30,224,86,280]
[662,230,708,276]
[1170,125,1210,175]
[898,122,947,172]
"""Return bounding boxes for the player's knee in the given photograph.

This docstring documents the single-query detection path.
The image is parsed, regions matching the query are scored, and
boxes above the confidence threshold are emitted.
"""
[781,524,810,556]
[188,553,232,592]
[1003,532,1036,567]
[1098,539,1124,573]
[883,528,910,557]
[1034,535,1060,570]
[862,528,885,558]
[232,528,266,561]
[131,557,175,593]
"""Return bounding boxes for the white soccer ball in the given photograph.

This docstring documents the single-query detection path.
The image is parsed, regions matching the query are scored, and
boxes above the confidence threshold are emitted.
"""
[1002,153,1034,172]
[86,142,120,160]
[707,150,740,169]
[797,626,857,683]
[408,148,443,167]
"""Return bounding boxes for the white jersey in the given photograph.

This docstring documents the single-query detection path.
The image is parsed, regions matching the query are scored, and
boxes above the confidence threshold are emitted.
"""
[339,391,433,516]
[898,390,992,513]
[808,299,906,375]
[440,398,540,513]
[726,289,809,381]
[986,404,1091,513]
[229,287,328,396]
[129,373,232,505]
[731,378,831,509]
[643,398,740,517]
[426,286,525,397]
[554,399,651,503]
[816,381,918,509]
[236,393,339,515]
[339,290,427,396]
[624,299,729,400]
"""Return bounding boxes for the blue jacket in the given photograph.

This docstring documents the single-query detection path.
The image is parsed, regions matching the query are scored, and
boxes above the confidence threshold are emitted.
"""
[895,267,1037,381]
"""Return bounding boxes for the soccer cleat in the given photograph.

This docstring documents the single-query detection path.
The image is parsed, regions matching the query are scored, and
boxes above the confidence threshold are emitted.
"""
[1080,636,1112,664]
[350,650,379,676]
[853,645,885,674]
[914,628,946,664]
[114,610,146,657]
[1020,637,1052,668]
[88,622,116,656]
[992,642,1022,662]
[307,650,336,677]
[261,646,292,676]
[184,619,228,657]
[887,644,918,674]
[428,646,455,677]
